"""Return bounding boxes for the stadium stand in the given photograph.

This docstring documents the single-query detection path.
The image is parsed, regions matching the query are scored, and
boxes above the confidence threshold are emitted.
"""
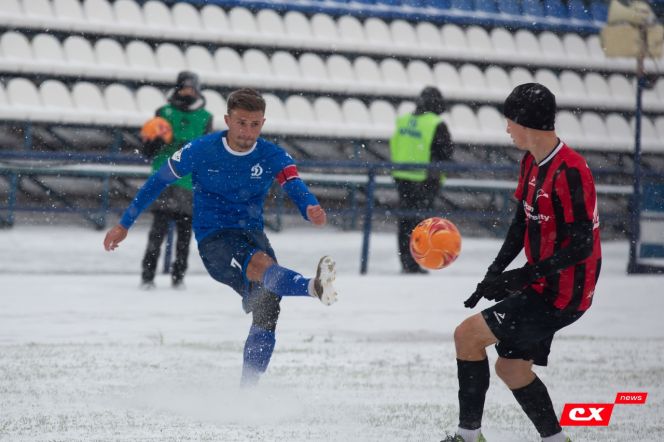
[0,0,662,237]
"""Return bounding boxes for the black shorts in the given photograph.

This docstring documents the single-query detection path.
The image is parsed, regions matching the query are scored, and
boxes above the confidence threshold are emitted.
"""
[482,290,584,366]
[198,229,277,313]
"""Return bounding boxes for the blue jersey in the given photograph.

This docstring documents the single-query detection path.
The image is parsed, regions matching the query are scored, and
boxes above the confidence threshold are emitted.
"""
[120,131,318,242]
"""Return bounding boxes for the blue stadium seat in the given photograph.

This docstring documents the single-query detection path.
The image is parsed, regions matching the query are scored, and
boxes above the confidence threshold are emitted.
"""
[543,0,568,18]
[425,0,452,8]
[496,0,521,15]
[568,0,592,20]
[590,0,608,21]
[522,0,545,16]
[451,0,474,11]
[475,0,499,14]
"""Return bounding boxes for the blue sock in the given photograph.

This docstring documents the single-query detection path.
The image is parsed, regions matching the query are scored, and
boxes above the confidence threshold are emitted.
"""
[261,264,310,297]
[241,325,276,387]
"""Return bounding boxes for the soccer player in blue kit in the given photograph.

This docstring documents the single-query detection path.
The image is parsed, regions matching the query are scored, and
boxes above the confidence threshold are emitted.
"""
[104,88,337,386]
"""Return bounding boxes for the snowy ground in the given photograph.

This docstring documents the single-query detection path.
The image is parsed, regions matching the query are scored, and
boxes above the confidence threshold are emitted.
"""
[1,224,663,442]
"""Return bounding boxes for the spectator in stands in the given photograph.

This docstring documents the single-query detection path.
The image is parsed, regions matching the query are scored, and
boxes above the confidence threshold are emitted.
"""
[442,83,601,442]
[103,88,337,387]
[389,86,453,274]
[139,71,213,290]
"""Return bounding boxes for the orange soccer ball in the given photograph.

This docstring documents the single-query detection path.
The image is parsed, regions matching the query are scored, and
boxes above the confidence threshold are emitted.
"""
[140,116,173,143]
[409,217,462,270]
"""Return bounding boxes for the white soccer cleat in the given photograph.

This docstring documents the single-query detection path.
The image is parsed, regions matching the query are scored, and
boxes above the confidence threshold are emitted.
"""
[310,256,337,306]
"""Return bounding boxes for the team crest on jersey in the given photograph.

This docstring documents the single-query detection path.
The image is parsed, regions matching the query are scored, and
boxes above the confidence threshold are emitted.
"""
[250,163,263,178]
[172,149,183,162]
[529,176,537,187]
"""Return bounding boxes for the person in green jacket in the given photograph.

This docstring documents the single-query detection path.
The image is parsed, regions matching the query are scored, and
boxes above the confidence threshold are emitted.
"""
[139,71,213,290]
[390,87,454,274]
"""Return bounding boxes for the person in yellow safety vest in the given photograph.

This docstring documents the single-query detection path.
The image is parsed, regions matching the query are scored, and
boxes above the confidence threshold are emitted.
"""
[390,86,454,274]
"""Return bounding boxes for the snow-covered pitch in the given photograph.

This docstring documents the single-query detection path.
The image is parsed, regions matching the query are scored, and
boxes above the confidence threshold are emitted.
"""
[1,225,662,441]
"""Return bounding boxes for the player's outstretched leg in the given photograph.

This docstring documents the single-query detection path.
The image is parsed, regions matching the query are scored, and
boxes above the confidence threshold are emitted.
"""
[440,432,486,442]
[260,255,337,305]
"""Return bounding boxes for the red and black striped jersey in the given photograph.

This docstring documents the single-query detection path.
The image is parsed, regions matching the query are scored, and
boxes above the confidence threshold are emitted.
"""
[514,141,602,311]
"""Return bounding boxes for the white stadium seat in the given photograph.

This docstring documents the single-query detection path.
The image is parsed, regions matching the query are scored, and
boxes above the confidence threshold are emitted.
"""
[369,100,397,128]
[406,60,436,90]
[534,69,562,96]
[389,20,418,53]
[257,9,287,44]
[310,13,339,46]
[449,104,481,142]
[283,11,313,46]
[136,85,165,116]
[327,55,356,92]
[94,38,130,79]
[580,112,613,150]
[243,49,277,87]
[338,16,366,48]
[104,83,140,124]
[229,8,260,44]
[201,89,226,129]
[53,0,89,30]
[200,5,231,39]
[155,43,187,79]
[556,111,585,147]
[271,51,302,88]
[633,116,660,152]
[538,32,567,65]
[0,32,34,72]
[485,65,512,99]
[113,0,145,35]
[185,46,217,83]
[434,62,462,99]
[126,40,159,80]
[584,72,612,107]
[365,18,393,50]
[172,3,206,40]
[82,0,115,33]
[35,80,77,123]
[655,116,664,140]
[509,67,535,87]
[515,30,542,59]
[7,78,44,120]
[380,59,415,94]
[214,48,245,86]
[459,64,488,99]
[490,28,518,61]
[142,0,174,37]
[299,53,330,90]
[608,74,635,108]
[397,101,416,116]
[23,0,55,28]
[313,96,345,135]
[466,26,493,58]
[558,70,587,104]
[262,93,287,133]
[63,36,98,76]
[285,95,316,134]
[353,56,383,93]
[477,106,507,138]
[341,98,372,137]
[441,24,468,55]
[0,0,25,28]
[32,33,75,75]
[605,113,632,146]
[416,22,443,52]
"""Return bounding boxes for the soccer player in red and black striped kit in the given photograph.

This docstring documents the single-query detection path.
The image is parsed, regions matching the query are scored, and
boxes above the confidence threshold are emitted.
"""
[441,83,601,442]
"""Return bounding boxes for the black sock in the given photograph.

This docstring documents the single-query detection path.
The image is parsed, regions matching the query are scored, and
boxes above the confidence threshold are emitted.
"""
[457,358,490,430]
[511,376,562,437]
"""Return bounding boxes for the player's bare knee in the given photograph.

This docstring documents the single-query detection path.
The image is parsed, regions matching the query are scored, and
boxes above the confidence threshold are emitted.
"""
[246,252,275,281]
[495,358,534,388]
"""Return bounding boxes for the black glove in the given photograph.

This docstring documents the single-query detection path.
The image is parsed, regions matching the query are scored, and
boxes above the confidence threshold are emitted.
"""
[464,266,534,308]
[140,138,165,159]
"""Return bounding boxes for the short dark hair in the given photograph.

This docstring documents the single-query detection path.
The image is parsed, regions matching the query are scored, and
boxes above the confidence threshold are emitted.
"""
[227,88,266,114]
